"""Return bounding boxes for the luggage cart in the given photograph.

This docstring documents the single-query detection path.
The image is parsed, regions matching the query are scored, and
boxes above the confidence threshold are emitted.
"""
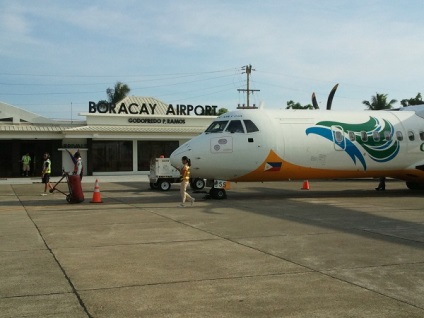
[149,157,206,191]
[50,171,84,203]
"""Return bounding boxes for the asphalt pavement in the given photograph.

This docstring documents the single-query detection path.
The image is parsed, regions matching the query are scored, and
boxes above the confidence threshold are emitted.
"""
[1,178,423,317]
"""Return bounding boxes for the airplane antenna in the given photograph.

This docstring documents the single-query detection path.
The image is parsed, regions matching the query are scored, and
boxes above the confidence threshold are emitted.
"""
[237,64,260,109]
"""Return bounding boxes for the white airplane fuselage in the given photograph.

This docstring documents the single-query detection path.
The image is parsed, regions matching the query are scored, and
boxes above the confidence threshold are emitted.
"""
[170,108,424,188]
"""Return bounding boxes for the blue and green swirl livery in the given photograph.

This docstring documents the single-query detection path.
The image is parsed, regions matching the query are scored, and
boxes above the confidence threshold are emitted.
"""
[305,117,400,170]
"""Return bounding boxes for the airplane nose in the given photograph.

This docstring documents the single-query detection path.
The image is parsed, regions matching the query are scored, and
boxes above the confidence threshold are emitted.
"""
[169,152,179,168]
[170,142,191,167]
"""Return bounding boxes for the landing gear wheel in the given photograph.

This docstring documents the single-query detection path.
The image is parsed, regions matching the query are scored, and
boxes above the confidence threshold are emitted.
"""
[150,182,159,190]
[158,179,171,191]
[210,187,227,200]
[66,194,72,203]
[190,178,205,190]
[406,181,424,190]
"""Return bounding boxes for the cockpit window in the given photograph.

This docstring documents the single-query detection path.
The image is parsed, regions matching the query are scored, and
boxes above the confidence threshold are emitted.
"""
[243,120,259,133]
[205,120,229,133]
[225,120,245,133]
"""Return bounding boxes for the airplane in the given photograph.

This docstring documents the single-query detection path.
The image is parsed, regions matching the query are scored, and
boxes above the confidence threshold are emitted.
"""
[170,93,424,199]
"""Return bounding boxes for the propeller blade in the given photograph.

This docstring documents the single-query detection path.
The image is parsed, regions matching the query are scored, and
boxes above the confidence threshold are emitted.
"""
[312,92,319,109]
[326,83,339,110]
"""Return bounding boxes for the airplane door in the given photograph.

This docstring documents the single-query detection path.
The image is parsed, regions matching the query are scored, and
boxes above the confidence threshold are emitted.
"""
[331,125,346,151]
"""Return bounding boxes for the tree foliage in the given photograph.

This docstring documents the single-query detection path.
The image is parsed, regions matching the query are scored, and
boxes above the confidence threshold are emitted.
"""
[286,100,314,110]
[106,82,131,104]
[362,93,397,110]
[217,108,228,115]
[400,93,424,107]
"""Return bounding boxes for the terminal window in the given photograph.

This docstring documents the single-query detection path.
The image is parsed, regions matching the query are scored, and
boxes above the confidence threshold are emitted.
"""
[92,141,133,172]
[138,141,179,171]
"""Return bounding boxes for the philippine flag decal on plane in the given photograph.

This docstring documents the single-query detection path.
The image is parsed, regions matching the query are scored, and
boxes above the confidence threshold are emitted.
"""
[264,162,282,172]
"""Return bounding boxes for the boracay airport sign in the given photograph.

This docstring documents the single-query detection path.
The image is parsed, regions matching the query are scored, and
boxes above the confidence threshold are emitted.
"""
[88,101,218,116]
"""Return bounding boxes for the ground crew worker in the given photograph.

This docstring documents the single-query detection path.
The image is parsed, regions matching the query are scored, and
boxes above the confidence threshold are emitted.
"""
[21,152,31,177]
[67,150,84,180]
[178,156,195,207]
[41,153,53,195]
[73,151,84,180]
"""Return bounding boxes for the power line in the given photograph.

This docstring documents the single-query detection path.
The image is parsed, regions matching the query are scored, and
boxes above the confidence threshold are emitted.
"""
[0,68,238,78]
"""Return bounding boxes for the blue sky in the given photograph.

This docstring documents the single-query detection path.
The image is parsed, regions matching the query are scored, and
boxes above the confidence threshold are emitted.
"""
[1,0,424,119]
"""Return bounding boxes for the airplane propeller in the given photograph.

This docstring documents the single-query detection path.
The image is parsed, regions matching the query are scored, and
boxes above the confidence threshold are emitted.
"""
[312,93,319,109]
[312,83,339,110]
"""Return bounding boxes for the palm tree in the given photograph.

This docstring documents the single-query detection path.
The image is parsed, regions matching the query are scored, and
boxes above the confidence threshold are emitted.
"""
[286,100,314,110]
[362,93,397,110]
[107,82,131,104]
[400,93,424,107]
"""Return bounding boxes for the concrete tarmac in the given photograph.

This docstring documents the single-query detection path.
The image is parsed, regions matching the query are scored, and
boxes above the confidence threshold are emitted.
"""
[0,177,423,317]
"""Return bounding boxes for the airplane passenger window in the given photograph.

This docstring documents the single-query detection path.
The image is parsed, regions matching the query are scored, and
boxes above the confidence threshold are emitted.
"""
[384,131,392,141]
[420,131,424,141]
[396,131,403,141]
[360,131,368,142]
[243,120,259,133]
[408,130,415,141]
[335,131,343,143]
[225,120,245,133]
[205,121,229,133]
[372,131,380,142]
[348,131,355,141]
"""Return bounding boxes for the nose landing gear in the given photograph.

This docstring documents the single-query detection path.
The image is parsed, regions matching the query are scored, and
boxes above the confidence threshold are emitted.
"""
[210,187,227,200]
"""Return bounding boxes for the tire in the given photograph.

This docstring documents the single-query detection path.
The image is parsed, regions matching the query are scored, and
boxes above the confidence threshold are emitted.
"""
[158,179,171,191]
[405,181,424,190]
[190,178,205,190]
[150,182,159,190]
[210,187,226,199]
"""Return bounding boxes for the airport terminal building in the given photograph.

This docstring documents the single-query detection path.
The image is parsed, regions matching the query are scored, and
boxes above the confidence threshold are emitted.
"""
[0,97,217,178]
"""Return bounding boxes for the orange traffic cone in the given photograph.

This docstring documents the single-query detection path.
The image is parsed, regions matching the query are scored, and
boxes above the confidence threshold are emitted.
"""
[90,179,103,203]
[301,180,310,190]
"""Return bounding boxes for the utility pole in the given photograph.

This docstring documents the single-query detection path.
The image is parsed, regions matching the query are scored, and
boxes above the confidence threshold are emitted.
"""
[237,64,260,109]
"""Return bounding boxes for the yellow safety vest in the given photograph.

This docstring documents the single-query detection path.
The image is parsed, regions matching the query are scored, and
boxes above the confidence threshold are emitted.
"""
[182,165,190,181]
[44,159,51,174]
[22,155,31,164]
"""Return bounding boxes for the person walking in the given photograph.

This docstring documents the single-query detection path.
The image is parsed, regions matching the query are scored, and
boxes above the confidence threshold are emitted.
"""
[41,153,53,195]
[375,176,386,191]
[21,152,31,177]
[178,156,195,207]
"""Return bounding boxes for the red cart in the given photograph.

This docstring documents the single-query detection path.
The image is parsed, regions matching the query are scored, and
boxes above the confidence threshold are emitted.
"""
[50,172,84,203]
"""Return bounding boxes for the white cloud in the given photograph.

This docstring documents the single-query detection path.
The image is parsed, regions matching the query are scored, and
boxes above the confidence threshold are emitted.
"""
[2,0,424,116]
